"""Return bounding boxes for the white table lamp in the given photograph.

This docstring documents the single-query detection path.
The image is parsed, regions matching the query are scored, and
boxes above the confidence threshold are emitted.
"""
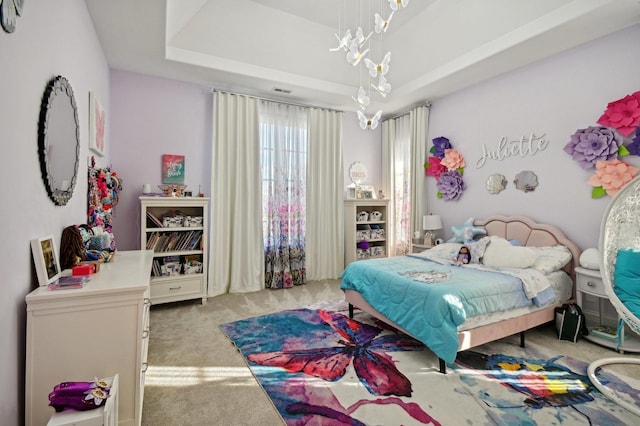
[423,214,443,246]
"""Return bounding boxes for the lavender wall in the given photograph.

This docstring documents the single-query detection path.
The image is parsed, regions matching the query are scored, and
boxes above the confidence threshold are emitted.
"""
[110,73,382,250]
[110,71,212,250]
[0,1,110,423]
[426,25,640,250]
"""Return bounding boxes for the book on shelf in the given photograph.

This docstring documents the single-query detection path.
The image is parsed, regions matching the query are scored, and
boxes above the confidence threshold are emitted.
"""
[146,211,163,228]
[591,325,620,340]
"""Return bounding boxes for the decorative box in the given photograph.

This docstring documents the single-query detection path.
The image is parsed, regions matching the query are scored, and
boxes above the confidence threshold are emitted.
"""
[183,216,203,227]
[370,228,385,239]
[356,230,370,241]
[356,248,370,259]
[370,246,385,257]
[370,210,383,221]
[162,213,185,228]
[357,211,369,222]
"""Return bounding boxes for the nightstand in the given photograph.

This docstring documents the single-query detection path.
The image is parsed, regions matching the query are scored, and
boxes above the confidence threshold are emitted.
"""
[575,266,640,353]
[411,243,432,253]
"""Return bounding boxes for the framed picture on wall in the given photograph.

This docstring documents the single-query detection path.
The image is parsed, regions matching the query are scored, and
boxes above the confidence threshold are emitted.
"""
[162,154,185,184]
[31,235,61,287]
[89,91,106,156]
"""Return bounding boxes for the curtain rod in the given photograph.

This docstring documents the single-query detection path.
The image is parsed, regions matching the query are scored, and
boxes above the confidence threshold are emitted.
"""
[211,88,343,113]
[384,101,432,122]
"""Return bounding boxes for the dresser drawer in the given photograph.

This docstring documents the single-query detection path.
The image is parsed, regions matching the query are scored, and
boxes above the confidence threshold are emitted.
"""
[151,276,204,300]
[576,272,605,296]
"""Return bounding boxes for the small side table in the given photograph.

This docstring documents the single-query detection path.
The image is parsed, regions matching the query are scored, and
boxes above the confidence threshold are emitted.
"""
[47,375,119,426]
[575,267,640,353]
[411,243,432,253]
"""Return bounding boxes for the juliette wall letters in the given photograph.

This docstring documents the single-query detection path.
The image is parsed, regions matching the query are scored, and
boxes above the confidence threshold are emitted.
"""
[476,133,550,168]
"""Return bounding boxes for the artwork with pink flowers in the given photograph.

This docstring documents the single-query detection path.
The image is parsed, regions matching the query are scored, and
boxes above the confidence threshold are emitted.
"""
[89,91,106,156]
[564,90,640,198]
[424,136,466,201]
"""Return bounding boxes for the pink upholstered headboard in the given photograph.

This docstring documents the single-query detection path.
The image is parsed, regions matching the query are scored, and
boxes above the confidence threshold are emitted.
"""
[474,215,581,283]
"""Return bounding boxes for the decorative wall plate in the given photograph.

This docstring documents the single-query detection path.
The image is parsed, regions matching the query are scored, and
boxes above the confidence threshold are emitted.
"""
[486,173,507,194]
[514,170,538,193]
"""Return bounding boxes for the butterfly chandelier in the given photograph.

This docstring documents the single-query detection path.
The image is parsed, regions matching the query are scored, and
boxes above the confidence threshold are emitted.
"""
[330,0,411,130]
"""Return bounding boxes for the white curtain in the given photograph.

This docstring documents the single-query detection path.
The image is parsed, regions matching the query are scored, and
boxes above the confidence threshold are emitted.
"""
[381,106,430,255]
[306,108,344,280]
[209,92,264,296]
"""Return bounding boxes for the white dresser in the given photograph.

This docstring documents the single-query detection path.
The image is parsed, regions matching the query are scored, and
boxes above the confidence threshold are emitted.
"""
[26,250,153,426]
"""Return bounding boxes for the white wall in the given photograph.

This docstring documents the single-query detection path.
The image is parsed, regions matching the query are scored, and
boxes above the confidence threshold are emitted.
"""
[0,1,110,424]
[426,25,640,250]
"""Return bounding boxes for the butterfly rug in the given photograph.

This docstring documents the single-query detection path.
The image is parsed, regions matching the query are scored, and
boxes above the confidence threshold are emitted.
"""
[220,299,640,425]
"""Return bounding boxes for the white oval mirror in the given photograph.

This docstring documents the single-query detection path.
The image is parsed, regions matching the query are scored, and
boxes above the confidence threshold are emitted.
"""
[349,162,368,185]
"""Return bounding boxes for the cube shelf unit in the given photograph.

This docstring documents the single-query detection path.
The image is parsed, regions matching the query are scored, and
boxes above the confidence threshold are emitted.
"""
[140,196,209,305]
[344,199,390,267]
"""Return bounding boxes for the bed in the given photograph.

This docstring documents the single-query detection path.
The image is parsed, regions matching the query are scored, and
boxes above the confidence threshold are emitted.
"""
[341,215,581,373]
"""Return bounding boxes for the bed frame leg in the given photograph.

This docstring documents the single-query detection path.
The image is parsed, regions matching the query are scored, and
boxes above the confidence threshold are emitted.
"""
[520,331,525,348]
[348,303,354,318]
[439,358,447,374]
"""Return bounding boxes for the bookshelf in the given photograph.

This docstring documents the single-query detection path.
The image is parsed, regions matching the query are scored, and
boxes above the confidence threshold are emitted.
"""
[344,199,390,267]
[140,196,209,305]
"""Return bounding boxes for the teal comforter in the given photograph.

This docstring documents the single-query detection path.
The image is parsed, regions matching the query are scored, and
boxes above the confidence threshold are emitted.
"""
[340,255,533,363]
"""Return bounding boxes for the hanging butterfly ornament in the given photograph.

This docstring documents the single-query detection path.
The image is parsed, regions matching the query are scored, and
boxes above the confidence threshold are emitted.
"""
[374,11,394,33]
[345,27,372,65]
[388,0,411,11]
[372,75,392,97]
[358,110,382,130]
[331,1,411,129]
[352,86,370,110]
[364,51,391,78]
[330,29,352,52]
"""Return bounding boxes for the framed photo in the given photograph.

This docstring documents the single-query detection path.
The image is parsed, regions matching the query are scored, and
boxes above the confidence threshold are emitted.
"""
[162,154,185,184]
[89,91,106,156]
[31,235,61,287]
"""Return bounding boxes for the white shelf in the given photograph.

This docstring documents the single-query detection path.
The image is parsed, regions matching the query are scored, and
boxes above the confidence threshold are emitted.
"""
[575,266,640,354]
[140,196,209,305]
[344,199,390,267]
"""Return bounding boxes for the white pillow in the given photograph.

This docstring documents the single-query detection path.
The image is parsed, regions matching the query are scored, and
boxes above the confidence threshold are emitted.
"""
[528,246,572,274]
[466,237,490,264]
[422,242,462,262]
[482,236,537,269]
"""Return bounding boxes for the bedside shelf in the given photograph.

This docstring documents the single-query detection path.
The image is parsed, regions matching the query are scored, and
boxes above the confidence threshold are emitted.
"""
[575,266,640,353]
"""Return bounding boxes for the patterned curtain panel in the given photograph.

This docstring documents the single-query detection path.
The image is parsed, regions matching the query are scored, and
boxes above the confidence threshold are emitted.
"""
[260,101,309,288]
[392,114,412,255]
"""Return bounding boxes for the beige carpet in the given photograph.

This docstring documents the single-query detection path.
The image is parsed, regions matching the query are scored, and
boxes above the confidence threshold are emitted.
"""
[141,279,640,425]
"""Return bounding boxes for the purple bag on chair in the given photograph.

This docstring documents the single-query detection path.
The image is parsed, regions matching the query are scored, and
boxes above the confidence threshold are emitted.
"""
[48,378,111,412]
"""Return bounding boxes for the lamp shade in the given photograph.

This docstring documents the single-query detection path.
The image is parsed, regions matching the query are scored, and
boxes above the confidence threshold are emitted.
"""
[423,214,443,231]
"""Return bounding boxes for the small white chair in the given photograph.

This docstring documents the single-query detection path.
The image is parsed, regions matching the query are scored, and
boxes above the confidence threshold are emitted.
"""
[587,176,640,416]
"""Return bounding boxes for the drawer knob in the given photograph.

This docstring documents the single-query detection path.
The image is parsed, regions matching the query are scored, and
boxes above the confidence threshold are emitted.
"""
[142,329,150,339]
[587,281,595,287]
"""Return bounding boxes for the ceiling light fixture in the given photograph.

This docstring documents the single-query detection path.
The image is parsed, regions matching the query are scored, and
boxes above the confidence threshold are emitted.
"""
[331,0,411,130]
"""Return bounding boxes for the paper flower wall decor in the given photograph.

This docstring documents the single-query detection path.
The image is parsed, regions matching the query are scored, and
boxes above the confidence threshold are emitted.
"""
[565,89,640,198]
[597,91,640,137]
[587,160,638,198]
[425,136,466,201]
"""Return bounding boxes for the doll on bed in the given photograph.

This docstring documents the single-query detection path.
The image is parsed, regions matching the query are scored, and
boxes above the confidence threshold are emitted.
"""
[454,246,470,265]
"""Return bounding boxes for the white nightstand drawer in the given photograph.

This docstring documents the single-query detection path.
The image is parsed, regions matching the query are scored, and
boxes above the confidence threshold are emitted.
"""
[576,271,605,296]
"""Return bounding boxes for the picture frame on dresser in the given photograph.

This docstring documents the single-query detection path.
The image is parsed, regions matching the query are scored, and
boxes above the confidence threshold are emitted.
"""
[31,235,61,286]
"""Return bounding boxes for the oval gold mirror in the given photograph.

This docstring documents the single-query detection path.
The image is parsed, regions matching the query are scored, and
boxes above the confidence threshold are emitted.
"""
[38,76,80,206]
